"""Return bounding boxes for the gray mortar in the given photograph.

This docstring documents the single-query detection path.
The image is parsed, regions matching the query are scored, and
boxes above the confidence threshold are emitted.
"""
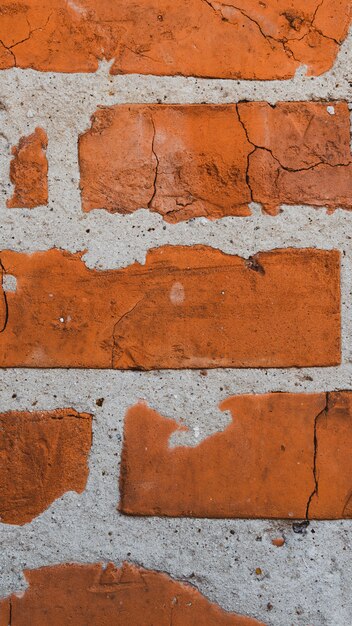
[0,28,352,626]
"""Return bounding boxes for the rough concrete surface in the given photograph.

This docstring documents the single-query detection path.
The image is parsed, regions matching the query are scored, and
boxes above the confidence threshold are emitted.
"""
[0,26,352,626]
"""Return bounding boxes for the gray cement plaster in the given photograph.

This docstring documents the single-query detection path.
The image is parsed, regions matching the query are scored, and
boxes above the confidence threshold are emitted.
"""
[0,28,352,625]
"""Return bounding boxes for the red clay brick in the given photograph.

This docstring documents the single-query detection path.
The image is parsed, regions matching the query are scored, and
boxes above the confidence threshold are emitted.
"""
[0,0,350,78]
[79,105,252,221]
[7,127,48,209]
[0,409,92,525]
[309,392,352,519]
[120,392,352,520]
[119,394,323,519]
[0,561,265,625]
[238,101,352,215]
[0,246,340,368]
[79,102,352,221]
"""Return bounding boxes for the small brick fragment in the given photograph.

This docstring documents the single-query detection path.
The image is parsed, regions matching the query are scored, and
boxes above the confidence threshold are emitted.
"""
[119,394,324,519]
[0,246,340,368]
[272,538,285,547]
[79,102,352,220]
[7,127,48,208]
[0,409,92,525]
[0,0,349,78]
[0,561,265,625]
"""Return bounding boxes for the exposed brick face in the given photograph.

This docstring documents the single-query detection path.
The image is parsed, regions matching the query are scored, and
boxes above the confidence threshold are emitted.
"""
[79,105,252,221]
[0,562,265,625]
[79,102,352,221]
[7,127,48,209]
[0,246,340,368]
[0,0,349,78]
[0,409,92,525]
[120,393,352,520]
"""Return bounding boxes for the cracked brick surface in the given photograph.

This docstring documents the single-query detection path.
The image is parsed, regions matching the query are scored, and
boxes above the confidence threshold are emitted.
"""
[0,246,340,368]
[120,392,352,520]
[0,409,92,525]
[79,102,352,221]
[7,127,48,209]
[79,105,252,221]
[0,562,265,625]
[0,0,349,78]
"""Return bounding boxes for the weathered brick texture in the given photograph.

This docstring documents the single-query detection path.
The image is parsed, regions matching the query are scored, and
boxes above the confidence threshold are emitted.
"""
[0,562,265,625]
[0,409,92,525]
[79,102,352,221]
[0,0,349,78]
[0,247,340,368]
[120,392,352,520]
[7,127,48,209]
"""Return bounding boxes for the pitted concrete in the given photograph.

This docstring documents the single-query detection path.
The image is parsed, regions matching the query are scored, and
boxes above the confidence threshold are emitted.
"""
[0,29,352,626]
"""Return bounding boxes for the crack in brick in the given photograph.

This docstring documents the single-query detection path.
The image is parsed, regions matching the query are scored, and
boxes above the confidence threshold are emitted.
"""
[0,259,9,334]
[200,0,341,50]
[0,13,53,67]
[148,117,159,210]
[306,391,329,520]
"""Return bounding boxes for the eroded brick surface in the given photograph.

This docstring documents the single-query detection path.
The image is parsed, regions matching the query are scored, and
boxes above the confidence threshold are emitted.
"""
[0,246,340,368]
[79,105,252,221]
[0,562,265,625]
[309,392,352,519]
[120,392,352,520]
[79,103,352,221]
[239,101,352,215]
[0,0,349,78]
[119,395,323,519]
[7,127,48,209]
[0,409,92,525]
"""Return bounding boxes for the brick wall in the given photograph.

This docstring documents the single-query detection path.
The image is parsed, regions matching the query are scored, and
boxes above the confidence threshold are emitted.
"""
[0,1,351,624]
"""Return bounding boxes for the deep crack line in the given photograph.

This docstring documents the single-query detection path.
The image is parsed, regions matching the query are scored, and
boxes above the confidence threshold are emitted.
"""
[306,392,329,520]
[148,116,159,209]
[0,260,9,334]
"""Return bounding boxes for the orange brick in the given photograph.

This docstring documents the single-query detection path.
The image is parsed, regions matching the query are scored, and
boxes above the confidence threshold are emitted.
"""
[0,246,340,368]
[0,0,350,78]
[238,102,352,215]
[79,102,352,221]
[7,127,48,209]
[0,561,265,625]
[119,394,323,519]
[309,392,352,519]
[120,392,352,520]
[0,409,92,525]
[79,105,252,221]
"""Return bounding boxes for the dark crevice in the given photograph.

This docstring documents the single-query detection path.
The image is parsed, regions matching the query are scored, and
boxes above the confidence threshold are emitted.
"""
[0,260,9,334]
[306,392,329,520]
[245,255,265,275]
[148,117,159,209]
[235,106,256,202]
[200,0,341,52]
[236,104,351,177]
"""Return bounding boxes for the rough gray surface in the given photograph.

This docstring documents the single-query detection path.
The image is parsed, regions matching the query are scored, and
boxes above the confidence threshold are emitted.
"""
[0,29,352,626]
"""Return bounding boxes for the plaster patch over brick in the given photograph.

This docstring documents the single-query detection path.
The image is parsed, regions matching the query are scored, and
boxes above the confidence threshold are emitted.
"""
[0,246,341,368]
[0,408,92,525]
